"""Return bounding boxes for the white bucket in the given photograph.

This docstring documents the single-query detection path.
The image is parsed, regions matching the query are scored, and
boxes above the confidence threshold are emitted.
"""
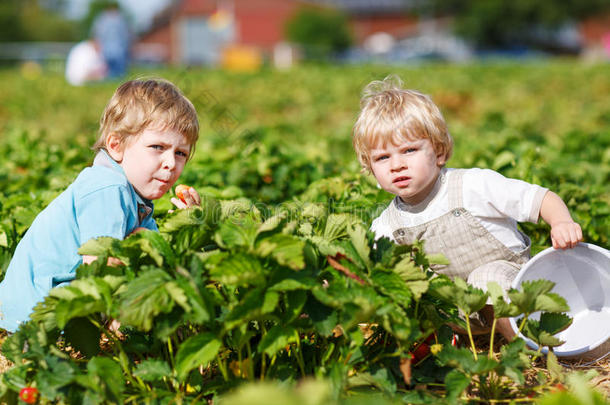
[509,243,610,363]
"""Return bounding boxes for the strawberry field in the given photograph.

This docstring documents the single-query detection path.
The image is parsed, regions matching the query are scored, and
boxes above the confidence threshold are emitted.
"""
[0,62,609,404]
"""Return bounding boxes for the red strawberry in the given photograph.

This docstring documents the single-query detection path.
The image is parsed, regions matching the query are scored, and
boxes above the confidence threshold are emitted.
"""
[19,387,39,404]
[175,184,190,203]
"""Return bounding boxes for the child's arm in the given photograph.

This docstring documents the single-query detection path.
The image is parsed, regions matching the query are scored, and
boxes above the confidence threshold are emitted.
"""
[539,191,583,249]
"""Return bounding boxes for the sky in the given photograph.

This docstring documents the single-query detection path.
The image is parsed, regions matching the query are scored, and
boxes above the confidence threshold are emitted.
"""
[65,0,173,31]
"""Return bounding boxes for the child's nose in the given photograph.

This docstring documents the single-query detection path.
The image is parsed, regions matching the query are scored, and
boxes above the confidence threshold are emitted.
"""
[390,155,405,171]
[163,153,176,170]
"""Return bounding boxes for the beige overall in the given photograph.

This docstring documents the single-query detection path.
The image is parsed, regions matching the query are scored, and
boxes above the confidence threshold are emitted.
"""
[389,169,531,294]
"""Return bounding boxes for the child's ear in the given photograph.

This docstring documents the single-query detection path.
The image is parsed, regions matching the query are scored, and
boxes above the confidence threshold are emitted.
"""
[436,152,446,167]
[106,134,124,162]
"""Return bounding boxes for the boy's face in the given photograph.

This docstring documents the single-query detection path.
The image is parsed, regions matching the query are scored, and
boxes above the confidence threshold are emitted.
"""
[369,138,445,205]
[107,127,191,200]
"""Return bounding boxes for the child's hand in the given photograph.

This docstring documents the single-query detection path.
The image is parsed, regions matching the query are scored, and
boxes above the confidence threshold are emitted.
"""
[550,221,583,249]
[170,184,201,209]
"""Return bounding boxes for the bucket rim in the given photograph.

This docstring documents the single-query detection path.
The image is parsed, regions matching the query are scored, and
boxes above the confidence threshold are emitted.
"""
[509,242,610,357]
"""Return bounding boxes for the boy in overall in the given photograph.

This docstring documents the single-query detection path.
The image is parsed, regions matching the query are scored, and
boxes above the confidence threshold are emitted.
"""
[352,76,583,340]
[0,79,201,332]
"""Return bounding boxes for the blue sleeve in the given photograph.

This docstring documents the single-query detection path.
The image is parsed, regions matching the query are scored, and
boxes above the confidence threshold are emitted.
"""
[140,215,159,232]
[76,185,138,244]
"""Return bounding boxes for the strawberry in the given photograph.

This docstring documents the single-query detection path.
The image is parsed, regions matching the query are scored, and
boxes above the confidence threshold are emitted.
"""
[411,342,431,364]
[19,387,39,404]
[175,184,190,204]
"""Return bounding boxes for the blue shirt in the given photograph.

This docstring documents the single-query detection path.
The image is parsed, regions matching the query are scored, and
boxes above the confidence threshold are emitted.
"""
[0,150,157,332]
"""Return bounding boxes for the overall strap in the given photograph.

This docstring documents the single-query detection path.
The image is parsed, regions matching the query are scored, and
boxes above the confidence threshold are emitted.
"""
[447,169,465,210]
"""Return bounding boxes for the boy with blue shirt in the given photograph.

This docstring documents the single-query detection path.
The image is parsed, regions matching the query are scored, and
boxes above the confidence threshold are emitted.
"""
[0,78,201,332]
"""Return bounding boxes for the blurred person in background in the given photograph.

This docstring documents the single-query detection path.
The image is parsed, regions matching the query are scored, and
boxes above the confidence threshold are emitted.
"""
[92,1,132,79]
[65,39,107,86]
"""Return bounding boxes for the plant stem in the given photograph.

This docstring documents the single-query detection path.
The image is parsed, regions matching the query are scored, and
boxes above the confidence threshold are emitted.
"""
[465,315,478,360]
[246,340,254,381]
[518,314,529,335]
[216,353,229,382]
[295,332,306,377]
[489,318,498,358]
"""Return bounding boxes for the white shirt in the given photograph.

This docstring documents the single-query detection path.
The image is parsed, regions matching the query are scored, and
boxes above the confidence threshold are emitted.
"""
[371,168,549,252]
[65,41,107,86]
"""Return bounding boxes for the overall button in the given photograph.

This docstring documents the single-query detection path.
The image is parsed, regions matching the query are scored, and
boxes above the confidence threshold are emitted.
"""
[397,229,406,236]
[453,209,461,217]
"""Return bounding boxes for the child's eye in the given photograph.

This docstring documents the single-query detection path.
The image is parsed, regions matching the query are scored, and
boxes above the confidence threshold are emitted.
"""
[374,155,389,162]
[150,145,163,150]
[176,150,188,158]
[403,148,417,154]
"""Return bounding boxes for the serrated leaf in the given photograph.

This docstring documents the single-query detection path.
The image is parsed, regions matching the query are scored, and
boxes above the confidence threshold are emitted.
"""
[119,268,174,331]
[208,252,265,287]
[262,290,280,314]
[77,236,120,256]
[256,213,285,236]
[392,257,429,300]
[258,325,298,357]
[509,279,556,314]
[256,233,305,270]
[215,218,257,249]
[138,231,176,267]
[444,369,470,402]
[174,333,222,381]
[546,351,564,381]
[323,214,351,240]
[535,293,570,313]
[539,312,572,335]
[347,224,371,268]
[370,269,412,305]
[133,359,172,382]
[488,282,520,318]
[283,290,307,323]
[87,357,125,402]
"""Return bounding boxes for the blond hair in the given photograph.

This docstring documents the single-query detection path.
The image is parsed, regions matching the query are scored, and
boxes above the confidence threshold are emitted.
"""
[352,75,452,171]
[93,78,199,158]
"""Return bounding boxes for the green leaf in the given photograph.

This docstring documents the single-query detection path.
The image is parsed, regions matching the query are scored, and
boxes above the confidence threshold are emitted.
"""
[392,257,429,300]
[87,357,125,403]
[282,290,307,323]
[346,223,371,268]
[323,213,351,240]
[77,236,119,256]
[487,282,520,318]
[509,279,556,314]
[258,325,298,357]
[444,369,470,403]
[539,312,572,335]
[256,213,285,236]
[133,359,172,382]
[437,345,475,372]
[370,269,412,305]
[208,252,265,287]
[535,293,570,313]
[215,218,257,249]
[262,290,280,314]
[224,288,269,330]
[256,233,305,270]
[455,278,488,315]
[138,231,176,267]
[174,333,222,381]
[119,268,174,331]
[546,351,564,381]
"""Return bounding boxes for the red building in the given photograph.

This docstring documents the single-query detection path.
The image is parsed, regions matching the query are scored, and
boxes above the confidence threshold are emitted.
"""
[133,0,418,65]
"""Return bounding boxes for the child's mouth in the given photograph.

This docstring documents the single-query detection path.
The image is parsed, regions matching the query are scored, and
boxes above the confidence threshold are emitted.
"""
[393,176,411,187]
